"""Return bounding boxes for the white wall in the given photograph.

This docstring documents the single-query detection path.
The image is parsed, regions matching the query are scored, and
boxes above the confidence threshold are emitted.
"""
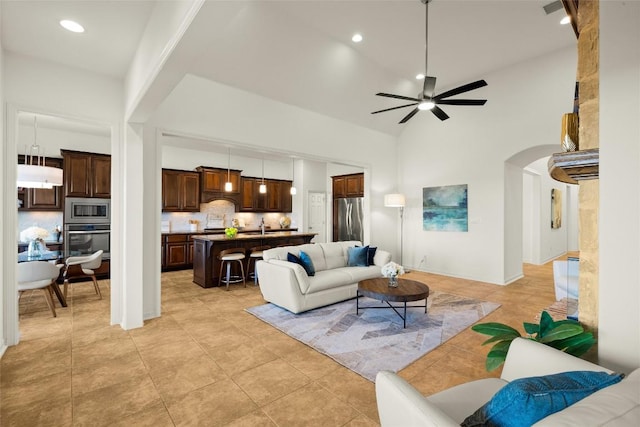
[17,123,110,157]
[522,157,578,265]
[0,5,6,356]
[599,0,640,371]
[150,75,399,256]
[397,47,577,284]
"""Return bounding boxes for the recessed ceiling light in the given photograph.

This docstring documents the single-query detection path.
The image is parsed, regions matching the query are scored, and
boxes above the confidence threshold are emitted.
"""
[351,33,363,43]
[60,19,85,33]
[560,15,571,25]
[416,73,425,80]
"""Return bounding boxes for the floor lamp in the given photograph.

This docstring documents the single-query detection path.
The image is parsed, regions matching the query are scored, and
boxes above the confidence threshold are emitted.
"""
[384,193,406,266]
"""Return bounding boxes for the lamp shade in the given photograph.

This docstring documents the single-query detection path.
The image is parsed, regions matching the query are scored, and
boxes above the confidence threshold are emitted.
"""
[384,193,405,207]
[17,164,63,189]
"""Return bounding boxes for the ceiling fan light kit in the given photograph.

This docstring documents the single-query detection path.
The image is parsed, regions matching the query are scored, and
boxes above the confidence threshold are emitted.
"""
[372,0,487,123]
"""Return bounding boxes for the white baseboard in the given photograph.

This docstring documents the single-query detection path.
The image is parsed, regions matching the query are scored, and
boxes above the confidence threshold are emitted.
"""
[0,343,8,359]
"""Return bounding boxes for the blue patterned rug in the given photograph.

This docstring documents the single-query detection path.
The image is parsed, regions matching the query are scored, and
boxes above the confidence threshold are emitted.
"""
[246,291,500,382]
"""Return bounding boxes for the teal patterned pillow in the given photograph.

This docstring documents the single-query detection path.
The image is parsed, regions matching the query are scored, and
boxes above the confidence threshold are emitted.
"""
[462,371,624,427]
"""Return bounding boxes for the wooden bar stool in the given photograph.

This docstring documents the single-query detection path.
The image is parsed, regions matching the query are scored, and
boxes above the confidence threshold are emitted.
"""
[218,248,246,290]
[247,245,270,285]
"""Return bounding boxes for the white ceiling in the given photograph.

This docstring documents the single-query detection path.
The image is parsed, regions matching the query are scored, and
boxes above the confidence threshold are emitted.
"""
[1,0,576,137]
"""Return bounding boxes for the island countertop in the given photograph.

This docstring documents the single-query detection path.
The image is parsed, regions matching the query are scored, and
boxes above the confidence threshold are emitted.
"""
[191,231,316,242]
[192,231,317,288]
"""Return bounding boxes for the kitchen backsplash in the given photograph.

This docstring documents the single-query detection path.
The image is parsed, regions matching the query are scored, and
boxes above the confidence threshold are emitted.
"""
[161,200,296,232]
[18,211,64,242]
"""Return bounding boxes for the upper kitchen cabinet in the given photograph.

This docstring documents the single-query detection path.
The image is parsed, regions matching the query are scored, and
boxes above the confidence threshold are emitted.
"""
[17,156,64,211]
[197,166,242,200]
[61,150,111,198]
[239,177,292,213]
[332,173,364,198]
[162,169,200,212]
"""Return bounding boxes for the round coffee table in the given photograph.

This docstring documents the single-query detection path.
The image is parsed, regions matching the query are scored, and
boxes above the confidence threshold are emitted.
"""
[357,277,430,328]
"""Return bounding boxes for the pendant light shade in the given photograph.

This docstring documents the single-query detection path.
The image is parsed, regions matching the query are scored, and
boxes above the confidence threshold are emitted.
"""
[259,157,267,194]
[290,158,297,195]
[17,117,63,188]
[224,147,233,192]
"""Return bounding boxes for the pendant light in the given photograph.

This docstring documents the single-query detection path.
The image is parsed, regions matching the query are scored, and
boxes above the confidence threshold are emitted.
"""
[224,147,233,192]
[17,117,63,189]
[290,158,297,195]
[259,157,267,194]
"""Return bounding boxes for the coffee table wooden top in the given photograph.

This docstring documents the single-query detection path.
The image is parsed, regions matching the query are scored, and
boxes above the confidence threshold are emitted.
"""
[358,277,430,303]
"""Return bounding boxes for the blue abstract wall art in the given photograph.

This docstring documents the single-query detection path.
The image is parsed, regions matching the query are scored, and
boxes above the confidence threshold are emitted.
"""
[423,184,468,232]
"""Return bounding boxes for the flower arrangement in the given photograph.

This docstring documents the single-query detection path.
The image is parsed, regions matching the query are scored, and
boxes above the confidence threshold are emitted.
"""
[225,227,238,238]
[20,226,49,242]
[381,261,405,278]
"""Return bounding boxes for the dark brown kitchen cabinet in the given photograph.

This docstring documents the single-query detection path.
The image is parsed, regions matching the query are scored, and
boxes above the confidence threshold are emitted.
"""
[238,177,292,213]
[162,169,200,212]
[162,234,195,270]
[61,150,111,198]
[332,173,364,198]
[239,177,256,211]
[17,156,64,211]
[197,166,241,194]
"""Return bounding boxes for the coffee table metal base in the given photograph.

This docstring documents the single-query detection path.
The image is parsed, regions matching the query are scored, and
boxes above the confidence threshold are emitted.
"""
[356,293,427,328]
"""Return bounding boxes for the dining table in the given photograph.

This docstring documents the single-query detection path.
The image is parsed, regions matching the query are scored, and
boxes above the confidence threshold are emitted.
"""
[18,250,67,307]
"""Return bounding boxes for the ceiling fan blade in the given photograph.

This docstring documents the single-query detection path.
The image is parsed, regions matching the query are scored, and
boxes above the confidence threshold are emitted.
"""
[371,103,419,114]
[431,106,450,121]
[399,108,419,124]
[436,99,487,106]
[433,80,488,100]
[376,92,421,102]
[422,76,437,98]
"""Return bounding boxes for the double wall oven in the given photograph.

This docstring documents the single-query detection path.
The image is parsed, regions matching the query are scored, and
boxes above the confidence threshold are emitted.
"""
[64,197,111,258]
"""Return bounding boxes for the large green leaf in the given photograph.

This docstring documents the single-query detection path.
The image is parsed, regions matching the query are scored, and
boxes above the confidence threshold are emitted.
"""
[523,322,539,336]
[471,322,521,338]
[560,333,597,357]
[539,323,585,343]
[538,311,555,339]
[482,334,518,346]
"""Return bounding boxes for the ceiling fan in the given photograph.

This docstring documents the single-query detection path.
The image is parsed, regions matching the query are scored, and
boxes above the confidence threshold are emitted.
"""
[371,0,488,123]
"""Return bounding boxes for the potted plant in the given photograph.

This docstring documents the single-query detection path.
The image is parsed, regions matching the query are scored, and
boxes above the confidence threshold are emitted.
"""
[471,311,596,371]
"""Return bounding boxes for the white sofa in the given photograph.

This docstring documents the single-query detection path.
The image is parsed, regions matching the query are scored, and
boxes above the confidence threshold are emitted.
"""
[256,240,391,314]
[376,338,640,426]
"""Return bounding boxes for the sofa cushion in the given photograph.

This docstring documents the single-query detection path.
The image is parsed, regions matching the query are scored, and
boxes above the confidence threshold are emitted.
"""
[320,242,351,269]
[462,371,625,427]
[347,246,369,267]
[306,269,354,294]
[535,369,640,426]
[373,249,392,266]
[342,265,383,283]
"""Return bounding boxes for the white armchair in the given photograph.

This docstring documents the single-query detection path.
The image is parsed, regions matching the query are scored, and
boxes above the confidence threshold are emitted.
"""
[374,338,640,426]
[63,250,104,299]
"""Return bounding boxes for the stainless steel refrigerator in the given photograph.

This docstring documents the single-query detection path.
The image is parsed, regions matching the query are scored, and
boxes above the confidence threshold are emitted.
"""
[335,197,364,242]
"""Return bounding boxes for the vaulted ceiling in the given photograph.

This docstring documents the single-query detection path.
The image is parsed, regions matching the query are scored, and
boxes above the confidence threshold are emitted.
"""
[1,0,576,136]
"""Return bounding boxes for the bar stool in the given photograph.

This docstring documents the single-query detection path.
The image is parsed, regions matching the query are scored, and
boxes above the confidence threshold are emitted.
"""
[247,245,270,285]
[218,248,246,290]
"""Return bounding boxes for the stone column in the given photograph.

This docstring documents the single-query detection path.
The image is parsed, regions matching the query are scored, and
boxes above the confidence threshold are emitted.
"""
[577,1,599,337]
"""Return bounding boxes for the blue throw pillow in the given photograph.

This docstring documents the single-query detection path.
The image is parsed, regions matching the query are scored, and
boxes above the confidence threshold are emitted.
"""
[298,251,315,276]
[287,252,315,276]
[367,246,377,266]
[461,371,624,427]
[347,245,369,267]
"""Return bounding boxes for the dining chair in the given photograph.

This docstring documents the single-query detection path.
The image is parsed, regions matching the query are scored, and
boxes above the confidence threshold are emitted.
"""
[17,261,61,317]
[63,250,104,299]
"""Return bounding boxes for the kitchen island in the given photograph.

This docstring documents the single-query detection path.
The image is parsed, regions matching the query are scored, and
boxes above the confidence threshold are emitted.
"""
[192,231,316,288]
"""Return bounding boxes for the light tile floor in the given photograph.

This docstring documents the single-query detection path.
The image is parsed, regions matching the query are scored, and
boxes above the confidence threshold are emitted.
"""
[1,259,563,426]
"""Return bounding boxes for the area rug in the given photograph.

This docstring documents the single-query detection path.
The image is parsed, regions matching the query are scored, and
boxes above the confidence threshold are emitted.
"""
[246,291,500,382]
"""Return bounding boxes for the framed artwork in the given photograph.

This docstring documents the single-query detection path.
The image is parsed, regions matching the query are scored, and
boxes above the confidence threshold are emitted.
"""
[423,184,468,232]
[551,188,562,229]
